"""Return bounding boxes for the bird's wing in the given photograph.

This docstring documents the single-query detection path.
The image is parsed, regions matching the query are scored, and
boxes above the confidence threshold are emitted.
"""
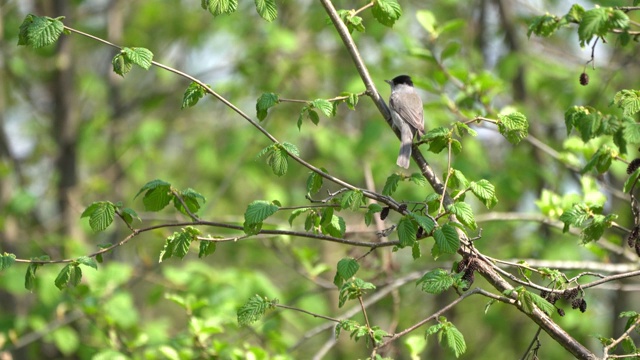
[390,91,424,136]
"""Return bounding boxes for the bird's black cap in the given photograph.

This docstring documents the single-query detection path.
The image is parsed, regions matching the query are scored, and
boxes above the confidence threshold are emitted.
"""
[388,75,413,86]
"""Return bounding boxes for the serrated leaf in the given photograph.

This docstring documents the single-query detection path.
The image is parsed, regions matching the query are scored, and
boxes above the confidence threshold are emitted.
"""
[527,14,560,38]
[135,179,172,198]
[447,202,476,230]
[311,99,334,118]
[397,216,417,247]
[121,208,141,226]
[433,224,460,254]
[288,207,310,226]
[409,173,428,187]
[336,257,360,281]
[442,324,467,358]
[256,93,279,121]
[341,190,364,211]
[524,290,555,316]
[203,0,238,16]
[237,295,275,326]
[346,92,359,110]
[81,202,116,232]
[411,242,421,259]
[174,188,206,215]
[613,90,640,117]
[76,256,98,270]
[198,240,216,258]
[142,186,173,212]
[112,53,133,77]
[497,112,528,144]
[25,263,39,291]
[123,47,153,70]
[365,204,383,226]
[624,168,640,193]
[417,269,453,294]
[409,213,436,234]
[323,214,346,238]
[578,8,607,46]
[18,15,64,48]
[0,253,16,271]
[181,82,206,109]
[254,0,278,21]
[244,200,279,227]
[55,264,72,290]
[470,180,498,209]
[307,170,324,195]
[382,173,401,196]
[372,0,402,27]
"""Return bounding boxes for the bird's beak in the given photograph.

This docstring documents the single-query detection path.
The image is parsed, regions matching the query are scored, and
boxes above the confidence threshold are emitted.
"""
[384,79,391,85]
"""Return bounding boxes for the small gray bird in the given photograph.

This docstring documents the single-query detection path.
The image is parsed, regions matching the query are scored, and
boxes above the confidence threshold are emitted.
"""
[385,75,425,169]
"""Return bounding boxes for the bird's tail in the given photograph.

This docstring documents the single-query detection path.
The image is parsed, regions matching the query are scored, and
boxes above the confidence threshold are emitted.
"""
[396,125,413,169]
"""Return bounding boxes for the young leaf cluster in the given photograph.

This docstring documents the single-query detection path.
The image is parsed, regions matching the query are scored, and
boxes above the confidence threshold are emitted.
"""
[256,142,300,176]
[527,5,630,46]
[426,317,467,358]
[112,47,154,77]
[134,179,206,215]
[559,203,618,243]
[81,201,140,232]
[159,226,203,262]
[237,294,278,326]
[417,268,466,295]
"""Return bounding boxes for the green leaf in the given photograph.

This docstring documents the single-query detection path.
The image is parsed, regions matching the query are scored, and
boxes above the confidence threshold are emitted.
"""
[311,99,334,118]
[81,202,116,232]
[341,190,364,211]
[338,278,376,307]
[55,264,72,290]
[142,186,173,212]
[624,168,640,193]
[578,8,607,45]
[25,263,39,291]
[123,47,153,70]
[135,179,171,198]
[520,290,555,315]
[411,242,421,259]
[307,170,324,195]
[256,93,279,121]
[613,90,640,117]
[372,0,402,27]
[409,173,428,187]
[382,173,401,196]
[173,188,206,215]
[0,253,16,271]
[442,323,467,358]
[322,214,346,238]
[346,92,359,109]
[112,53,133,77]
[527,14,560,38]
[335,257,360,286]
[364,204,383,226]
[120,208,141,226]
[288,207,310,226]
[243,200,280,235]
[417,268,454,294]
[397,216,417,247]
[159,227,200,261]
[408,213,436,234]
[624,123,640,144]
[198,240,217,258]
[203,0,238,16]
[181,82,207,109]
[433,224,460,255]
[18,15,64,48]
[254,0,278,21]
[470,180,498,209]
[76,256,98,270]
[447,202,476,230]
[565,4,585,23]
[237,294,276,326]
[497,112,528,144]
[448,169,469,190]
[259,143,298,177]
[559,204,590,232]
